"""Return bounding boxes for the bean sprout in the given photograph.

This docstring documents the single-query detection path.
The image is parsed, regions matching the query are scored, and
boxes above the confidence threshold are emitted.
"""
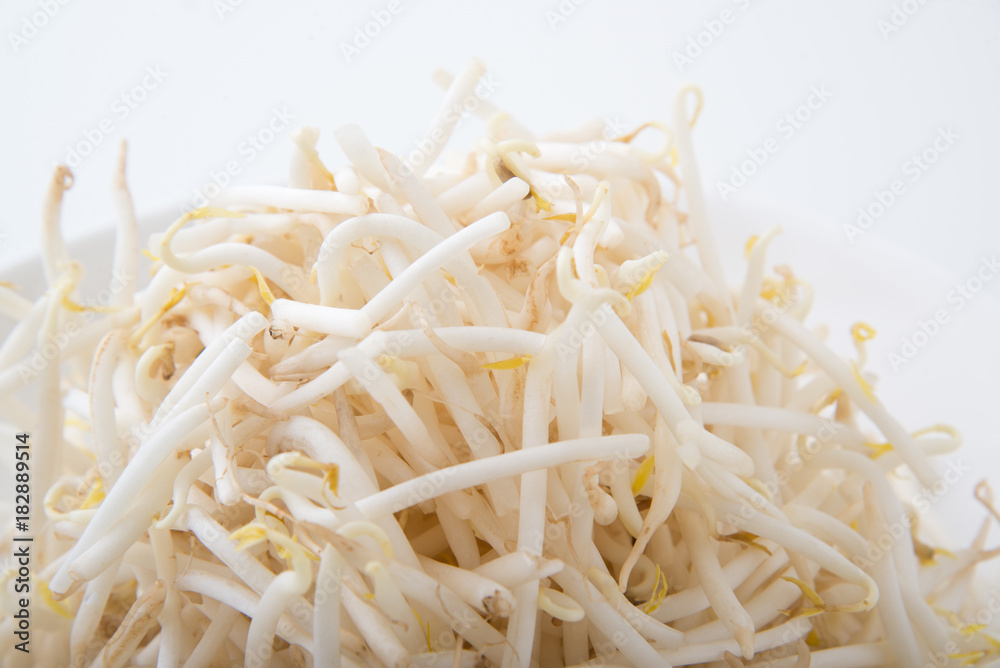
[2,62,998,667]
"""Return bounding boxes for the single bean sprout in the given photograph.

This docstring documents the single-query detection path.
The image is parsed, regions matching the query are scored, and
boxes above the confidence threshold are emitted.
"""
[2,60,998,667]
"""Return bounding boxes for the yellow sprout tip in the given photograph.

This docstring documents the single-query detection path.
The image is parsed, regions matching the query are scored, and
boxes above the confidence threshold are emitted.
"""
[248,266,276,305]
[481,356,531,370]
[851,322,877,342]
[229,524,268,550]
[641,565,669,614]
[631,456,655,496]
[850,360,878,404]
[80,479,105,510]
[781,576,826,607]
[37,579,74,619]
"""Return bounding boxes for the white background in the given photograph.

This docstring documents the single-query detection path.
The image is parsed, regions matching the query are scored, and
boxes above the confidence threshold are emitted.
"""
[2,1,999,543]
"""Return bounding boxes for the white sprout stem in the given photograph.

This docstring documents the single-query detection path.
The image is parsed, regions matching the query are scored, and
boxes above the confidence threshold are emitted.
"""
[337,346,449,469]
[502,334,557,668]
[620,416,683,592]
[313,546,342,668]
[49,403,213,595]
[363,560,426,650]
[656,616,811,665]
[150,213,300,254]
[282,211,510,336]
[709,496,879,610]
[0,292,48,370]
[594,308,755,477]
[367,326,544,357]
[149,526,182,668]
[682,560,806,646]
[210,428,241,507]
[472,552,565,589]
[407,57,486,177]
[182,603,240,668]
[315,213,445,305]
[333,124,396,192]
[571,329,607,566]
[736,225,781,325]
[594,306,695,428]
[268,300,371,338]
[670,86,729,307]
[340,582,410,668]
[157,232,305,300]
[858,483,923,667]
[111,140,138,307]
[0,285,32,320]
[69,557,122,665]
[212,184,366,214]
[806,449,949,652]
[418,556,515,617]
[379,148,457,237]
[433,67,532,138]
[437,171,493,217]
[154,448,214,529]
[528,146,659,204]
[245,544,312,668]
[553,309,583,443]
[33,271,75,534]
[572,183,611,285]
[153,312,266,424]
[178,507,290,596]
[355,434,648,518]
[89,330,127,486]
[699,402,865,448]
[91,579,166,668]
[41,165,72,287]
[359,210,509,325]
[468,176,529,221]
[770,309,937,487]
[651,550,766,624]
[677,508,756,660]
[551,566,669,667]
[62,449,188,588]
[173,570,313,651]
[334,166,360,194]
[367,554,509,664]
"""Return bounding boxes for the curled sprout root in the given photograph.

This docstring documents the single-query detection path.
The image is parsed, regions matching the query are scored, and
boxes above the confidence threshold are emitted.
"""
[2,61,998,668]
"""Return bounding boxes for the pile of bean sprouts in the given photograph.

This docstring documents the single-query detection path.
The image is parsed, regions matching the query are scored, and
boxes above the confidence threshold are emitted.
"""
[2,60,1000,668]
